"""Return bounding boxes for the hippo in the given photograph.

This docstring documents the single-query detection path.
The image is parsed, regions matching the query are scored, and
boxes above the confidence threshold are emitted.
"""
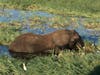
[9,29,84,58]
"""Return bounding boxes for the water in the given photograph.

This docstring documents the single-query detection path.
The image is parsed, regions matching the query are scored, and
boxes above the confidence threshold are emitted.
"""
[0,9,54,22]
[0,9,100,56]
[0,45,10,56]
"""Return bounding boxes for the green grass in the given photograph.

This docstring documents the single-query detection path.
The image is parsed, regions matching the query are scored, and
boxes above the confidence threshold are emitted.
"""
[0,22,100,75]
[0,51,100,75]
[0,0,100,75]
[0,0,100,17]
[0,23,21,45]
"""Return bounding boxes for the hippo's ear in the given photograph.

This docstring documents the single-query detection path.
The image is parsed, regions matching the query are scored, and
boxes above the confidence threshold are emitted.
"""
[70,30,76,34]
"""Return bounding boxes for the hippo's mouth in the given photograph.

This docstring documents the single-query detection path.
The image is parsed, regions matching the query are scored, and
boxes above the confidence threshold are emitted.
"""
[75,42,84,50]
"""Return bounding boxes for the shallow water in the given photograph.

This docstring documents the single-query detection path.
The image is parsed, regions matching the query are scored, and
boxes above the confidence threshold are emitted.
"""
[0,45,10,56]
[0,9,100,55]
[0,9,54,22]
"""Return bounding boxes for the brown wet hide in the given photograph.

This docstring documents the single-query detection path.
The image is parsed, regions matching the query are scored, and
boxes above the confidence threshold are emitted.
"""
[9,29,84,58]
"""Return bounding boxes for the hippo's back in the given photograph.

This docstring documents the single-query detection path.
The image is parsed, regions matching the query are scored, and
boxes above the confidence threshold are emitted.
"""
[9,33,43,53]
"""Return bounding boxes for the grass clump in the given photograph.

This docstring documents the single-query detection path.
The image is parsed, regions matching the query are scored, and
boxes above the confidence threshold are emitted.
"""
[0,23,21,45]
[0,51,100,75]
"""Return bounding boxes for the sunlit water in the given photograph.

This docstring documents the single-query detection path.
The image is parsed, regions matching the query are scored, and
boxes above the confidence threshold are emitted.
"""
[0,9,100,56]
